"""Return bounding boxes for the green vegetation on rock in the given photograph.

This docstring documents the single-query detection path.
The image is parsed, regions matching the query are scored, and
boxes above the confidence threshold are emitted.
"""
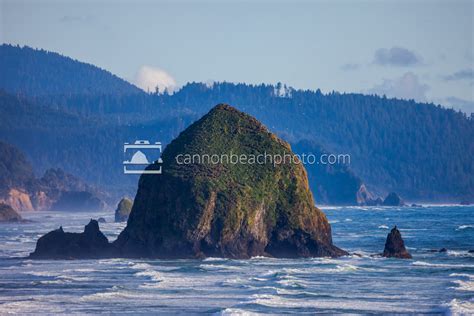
[115,104,346,258]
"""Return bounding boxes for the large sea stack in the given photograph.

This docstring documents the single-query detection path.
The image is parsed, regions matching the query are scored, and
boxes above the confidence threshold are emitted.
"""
[30,104,347,259]
[114,104,346,258]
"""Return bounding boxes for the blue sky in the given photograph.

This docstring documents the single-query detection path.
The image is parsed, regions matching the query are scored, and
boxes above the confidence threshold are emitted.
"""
[1,0,473,113]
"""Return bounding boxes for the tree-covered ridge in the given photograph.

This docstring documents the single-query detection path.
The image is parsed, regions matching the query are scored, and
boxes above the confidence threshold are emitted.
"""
[0,44,143,96]
[166,83,474,200]
[0,45,472,202]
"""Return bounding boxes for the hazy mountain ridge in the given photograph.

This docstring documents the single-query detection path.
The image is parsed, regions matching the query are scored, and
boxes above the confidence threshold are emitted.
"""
[0,141,107,211]
[0,44,142,96]
[0,45,472,202]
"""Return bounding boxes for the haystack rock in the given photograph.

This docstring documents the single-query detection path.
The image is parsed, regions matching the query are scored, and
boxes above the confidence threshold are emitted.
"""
[114,104,346,259]
[30,104,347,259]
[382,226,412,259]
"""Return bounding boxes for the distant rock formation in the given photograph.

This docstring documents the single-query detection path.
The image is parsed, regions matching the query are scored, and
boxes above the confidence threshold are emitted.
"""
[291,140,370,206]
[0,202,24,222]
[382,226,412,259]
[382,192,405,206]
[114,198,133,222]
[30,220,112,259]
[49,191,106,212]
[1,188,34,212]
[356,184,375,205]
[0,141,107,212]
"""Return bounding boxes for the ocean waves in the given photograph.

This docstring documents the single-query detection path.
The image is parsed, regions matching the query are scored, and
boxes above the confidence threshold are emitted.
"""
[0,205,473,314]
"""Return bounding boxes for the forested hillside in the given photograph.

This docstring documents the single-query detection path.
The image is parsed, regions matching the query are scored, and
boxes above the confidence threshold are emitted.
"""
[0,44,142,96]
[0,46,472,202]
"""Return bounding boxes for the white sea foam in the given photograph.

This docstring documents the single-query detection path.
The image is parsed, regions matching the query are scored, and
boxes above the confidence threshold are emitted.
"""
[378,225,389,229]
[445,299,474,315]
[129,262,153,270]
[250,293,417,313]
[412,261,474,268]
[220,307,263,315]
[199,264,243,272]
[0,300,65,314]
[447,250,474,258]
[450,273,473,278]
[135,270,162,282]
[203,257,228,262]
[25,270,58,277]
[456,224,474,231]
[451,279,474,292]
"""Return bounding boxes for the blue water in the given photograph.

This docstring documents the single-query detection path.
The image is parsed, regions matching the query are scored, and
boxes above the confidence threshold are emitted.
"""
[0,206,472,314]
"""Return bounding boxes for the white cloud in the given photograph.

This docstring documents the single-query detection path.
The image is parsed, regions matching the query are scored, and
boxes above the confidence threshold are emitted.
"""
[368,72,429,102]
[134,65,177,93]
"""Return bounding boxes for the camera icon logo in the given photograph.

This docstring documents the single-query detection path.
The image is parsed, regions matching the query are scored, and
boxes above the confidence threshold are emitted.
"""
[123,140,163,174]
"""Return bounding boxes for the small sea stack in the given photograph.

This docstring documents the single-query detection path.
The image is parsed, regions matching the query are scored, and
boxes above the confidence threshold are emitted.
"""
[29,220,113,259]
[382,226,412,259]
[0,203,23,223]
[114,198,133,222]
[382,192,405,206]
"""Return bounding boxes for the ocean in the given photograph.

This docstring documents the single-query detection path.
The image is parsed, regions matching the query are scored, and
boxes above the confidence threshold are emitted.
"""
[0,206,472,314]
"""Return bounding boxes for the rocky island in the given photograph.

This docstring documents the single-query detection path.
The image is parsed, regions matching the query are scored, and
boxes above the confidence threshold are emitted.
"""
[30,104,347,259]
[382,226,412,259]
[0,202,24,223]
[114,197,133,222]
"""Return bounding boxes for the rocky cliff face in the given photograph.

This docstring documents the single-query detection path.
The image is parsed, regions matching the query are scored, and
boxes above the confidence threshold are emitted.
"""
[0,141,106,211]
[114,104,346,259]
[0,202,23,222]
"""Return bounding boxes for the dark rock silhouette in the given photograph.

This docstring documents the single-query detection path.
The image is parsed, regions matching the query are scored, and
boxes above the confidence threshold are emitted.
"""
[114,198,133,222]
[382,226,412,259]
[439,248,448,253]
[0,203,23,222]
[382,192,405,206]
[29,220,112,259]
